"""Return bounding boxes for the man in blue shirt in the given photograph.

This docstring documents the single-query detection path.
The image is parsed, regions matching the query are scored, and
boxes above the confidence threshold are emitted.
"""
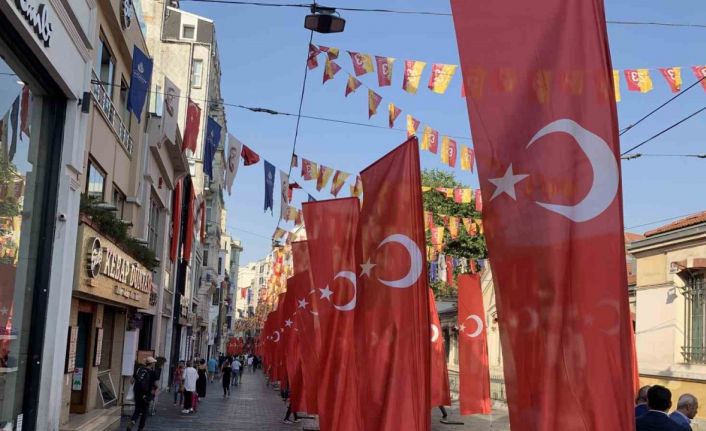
[208,357,218,383]
[636,385,652,418]
[670,394,698,431]
[636,385,690,431]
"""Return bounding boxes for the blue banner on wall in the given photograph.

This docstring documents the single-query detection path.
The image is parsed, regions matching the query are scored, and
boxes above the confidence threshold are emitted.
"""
[204,116,222,178]
[264,160,275,214]
[127,45,153,122]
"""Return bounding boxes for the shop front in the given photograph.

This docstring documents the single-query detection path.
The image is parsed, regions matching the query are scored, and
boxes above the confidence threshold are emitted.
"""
[60,223,151,430]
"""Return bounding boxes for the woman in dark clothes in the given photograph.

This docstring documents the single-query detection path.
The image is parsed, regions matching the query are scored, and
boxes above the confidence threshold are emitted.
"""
[196,359,208,398]
[221,360,232,398]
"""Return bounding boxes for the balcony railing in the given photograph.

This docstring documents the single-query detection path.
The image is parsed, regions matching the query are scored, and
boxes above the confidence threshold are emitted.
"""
[90,71,134,155]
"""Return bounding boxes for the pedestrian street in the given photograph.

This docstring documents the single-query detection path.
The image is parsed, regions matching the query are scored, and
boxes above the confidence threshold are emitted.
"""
[123,369,510,431]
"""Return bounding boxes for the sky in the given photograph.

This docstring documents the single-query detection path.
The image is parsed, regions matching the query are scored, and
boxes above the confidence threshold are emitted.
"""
[179,0,706,264]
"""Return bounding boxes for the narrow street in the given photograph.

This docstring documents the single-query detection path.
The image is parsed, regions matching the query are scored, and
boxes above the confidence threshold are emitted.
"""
[126,369,510,431]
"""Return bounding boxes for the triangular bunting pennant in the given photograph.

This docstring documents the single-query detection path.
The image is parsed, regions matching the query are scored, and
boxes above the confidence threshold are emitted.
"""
[345,75,362,97]
[406,115,420,138]
[330,170,351,197]
[323,57,342,83]
[301,158,319,180]
[316,165,334,191]
[368,89,382,118]
[388,103,402,128]
[428,63,457,94]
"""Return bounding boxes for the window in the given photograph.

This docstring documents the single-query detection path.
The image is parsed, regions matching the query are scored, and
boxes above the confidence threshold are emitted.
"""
[182,24,195,40]
[191,59,203,88]
[96,36,115,97]
[682,273,706,363]
[86,160,106,200]
[99,308,115,371]
[112,186,126,219]
[150,83,163,116]
[203,250,209,267]
[147,196,162,253]
[212,290,219,306]
[119,76,129,122]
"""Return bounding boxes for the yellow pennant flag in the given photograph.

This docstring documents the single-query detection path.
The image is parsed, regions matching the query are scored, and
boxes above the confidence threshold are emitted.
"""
[388,103,401,128]
[454,188,472,203]
[440,136,458,168]
[350,175,363,198]
[345,75,362,97]
[475,219,484,235]
[448,216,460,239]
[431,226,445,252]
[428,63,458,94]
[368,89,383,118]
[460,145,475,172]
[462,218,473,235]
[420,126,439,154]
[406,115,420,137]
[286,206,299,222]
[403,60,427,94]
[421,186,432,192]
[348,51,375,76]
[330,170,350,197]
[316,165,334,191]
[612,70,621,102]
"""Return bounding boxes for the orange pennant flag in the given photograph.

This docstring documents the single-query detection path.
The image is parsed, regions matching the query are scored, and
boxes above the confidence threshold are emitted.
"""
[431,226,445,252]
[375,56,395,87]
[460,145,475,172]
[423,211,433,231]
[323,57,341,84]
[659,67,682,93]
[307,44,320,70]
[475,218,484,235]
[448,216,460,239]
[624,69,653,93]
[463,218,477,236]
[350,175,363,198]
[454,188,472,204]
[330,170,350,197]
[692,66,706,90]
[420,126,439,154]
[301,158,318,180]
[345,75,362,97]
[440,136,457,168]
[319,45,339,60]
[402,60,427,94]
[428,64,457,94]
[368,89,383,118]
[612,70,621,102]
[406,115,420,138]
[316,165,334,191]
[348,51,374,76]
[388,103,402,128]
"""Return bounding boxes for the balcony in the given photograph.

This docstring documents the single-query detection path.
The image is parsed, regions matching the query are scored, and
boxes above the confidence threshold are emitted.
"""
[91,71,134,155]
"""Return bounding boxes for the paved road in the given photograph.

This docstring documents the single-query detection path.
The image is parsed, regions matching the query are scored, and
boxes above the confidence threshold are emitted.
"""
[122,369,510,430]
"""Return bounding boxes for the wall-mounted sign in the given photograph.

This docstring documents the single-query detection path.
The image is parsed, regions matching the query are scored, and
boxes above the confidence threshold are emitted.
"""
[14,0,53,47]
[76,225,151,309]
[65,326,78,373]
[121,0,132,29]
[93,328,103,367]
[72,367,83,390]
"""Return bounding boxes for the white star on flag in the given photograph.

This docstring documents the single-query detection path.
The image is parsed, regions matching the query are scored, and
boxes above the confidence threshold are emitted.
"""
[285,319,293,327]
[459,323,466,333]
[319,286,333,300]
[297,298,309,309]
[488,164,529,201]
[360,258,376,277]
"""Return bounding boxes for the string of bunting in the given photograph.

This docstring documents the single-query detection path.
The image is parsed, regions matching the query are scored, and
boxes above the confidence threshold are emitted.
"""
[310,44,706,102]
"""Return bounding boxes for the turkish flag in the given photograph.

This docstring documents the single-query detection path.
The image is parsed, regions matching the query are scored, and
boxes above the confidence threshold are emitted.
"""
[271,292,287,385]
[290,241,319,414]
[428,289,451,407]
[282,276,306,412]
[355,138,430,431]
[303,198,362,431]
[182,98,200,153]
[182,186,195,262]
[457,274,490,415]
[169,179,182,262]
[241,144,260,166]
[452,1,634,430]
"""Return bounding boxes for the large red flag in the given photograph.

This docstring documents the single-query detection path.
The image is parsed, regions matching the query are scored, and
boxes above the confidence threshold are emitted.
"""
[282,277,306,412]
[452,1,634,430]
[182,99,200,153]
[182,186,195,262]
[303,198,362,431]
[355,138,430,431]
[428,288,451,408]
[169,180,182,262]
[457,274,490,415]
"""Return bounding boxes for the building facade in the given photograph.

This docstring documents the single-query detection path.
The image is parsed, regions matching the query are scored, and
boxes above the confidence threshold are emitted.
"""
[632,212,706,425]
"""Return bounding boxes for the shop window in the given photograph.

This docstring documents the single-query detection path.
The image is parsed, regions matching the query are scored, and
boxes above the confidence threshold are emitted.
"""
[96,35,115,98]
[99,308,115,371]
[138,315,153,351]
[112,185,126,219]
[182,24,195,40]
[85,160,106,200]
[191,59,203,88]
[147,196,162,253]
[682,272,706,363]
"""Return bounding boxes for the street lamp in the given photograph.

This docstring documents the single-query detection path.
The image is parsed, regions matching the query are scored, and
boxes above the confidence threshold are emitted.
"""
[304,5,345,34]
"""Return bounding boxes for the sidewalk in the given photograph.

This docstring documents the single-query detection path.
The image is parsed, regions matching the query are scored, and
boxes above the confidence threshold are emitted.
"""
[121,369,509,430]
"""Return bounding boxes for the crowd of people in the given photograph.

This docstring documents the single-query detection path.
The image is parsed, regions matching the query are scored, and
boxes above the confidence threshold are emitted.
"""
[635,385,699,430]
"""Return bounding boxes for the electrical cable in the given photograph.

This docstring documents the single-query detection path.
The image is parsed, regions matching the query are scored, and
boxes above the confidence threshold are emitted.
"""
[620,105,706,155]
[625,211,704,230]
[621,153,706,160]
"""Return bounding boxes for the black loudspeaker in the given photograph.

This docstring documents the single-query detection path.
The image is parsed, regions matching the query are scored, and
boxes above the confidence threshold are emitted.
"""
[80,91,91,114]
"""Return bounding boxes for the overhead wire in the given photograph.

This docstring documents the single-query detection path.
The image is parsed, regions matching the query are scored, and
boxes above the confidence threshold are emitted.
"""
[620,105,706,155]
[625,211,705,230]
[621,153,706,160]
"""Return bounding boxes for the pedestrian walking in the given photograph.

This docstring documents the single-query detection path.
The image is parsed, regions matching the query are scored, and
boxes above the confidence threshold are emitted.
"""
[221,360,232,398]
[238,356,245,383]
[127,356,159,431]
[247,355,254,373]
[196,359,208,399]
[208,356,218,383]
[172,361,185,406]
[182,361,198,414]
[231,356,241,386]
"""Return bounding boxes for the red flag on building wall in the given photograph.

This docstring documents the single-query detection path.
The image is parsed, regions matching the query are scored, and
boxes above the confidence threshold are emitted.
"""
[182,186,195,262]
[452,0,634,429]
[355,138,430,431]
[303,198,362,431]
[428,289,451,407]
[169,180,182,262]
[241,144,260,166]
[457,274,491,415]
[182,99,201,153]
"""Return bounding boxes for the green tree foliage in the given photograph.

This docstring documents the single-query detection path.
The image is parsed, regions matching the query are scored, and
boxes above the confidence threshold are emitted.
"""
[422,169,487,295]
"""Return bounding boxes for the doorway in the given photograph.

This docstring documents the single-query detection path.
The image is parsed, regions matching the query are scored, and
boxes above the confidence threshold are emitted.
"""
[70,312,93,413]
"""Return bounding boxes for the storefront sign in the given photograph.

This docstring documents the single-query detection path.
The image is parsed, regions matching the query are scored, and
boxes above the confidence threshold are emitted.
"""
[72,367,83,390]
[65,326,78,373]
[14,0,53,47]
[93,328,103,367]
[76,225,151,309]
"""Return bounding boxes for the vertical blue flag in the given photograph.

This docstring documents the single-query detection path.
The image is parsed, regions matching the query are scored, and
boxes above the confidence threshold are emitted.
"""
[127,45,153,122]
[264,160,275,214]
[204,117,221,178]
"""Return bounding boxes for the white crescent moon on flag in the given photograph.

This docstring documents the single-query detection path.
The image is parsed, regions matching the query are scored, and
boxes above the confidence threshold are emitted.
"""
[330,271,357,311]
[465,314,484,338]
[307,289,319,316]
[526,119,619,223]
[377,234,423,289]
[272,330,281,343]
[430,324,440,343]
